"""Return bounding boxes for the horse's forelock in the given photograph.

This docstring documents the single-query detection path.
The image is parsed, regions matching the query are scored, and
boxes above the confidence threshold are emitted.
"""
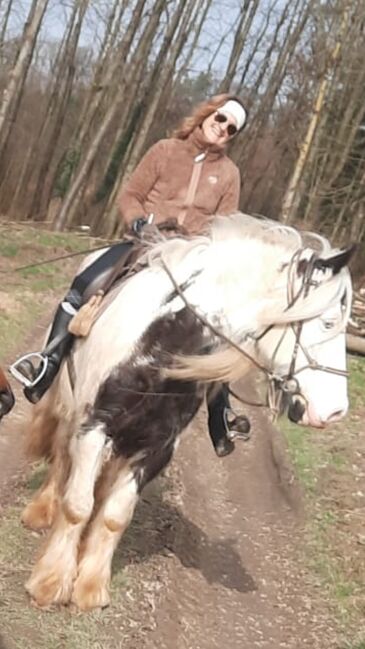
[259,269,352,329]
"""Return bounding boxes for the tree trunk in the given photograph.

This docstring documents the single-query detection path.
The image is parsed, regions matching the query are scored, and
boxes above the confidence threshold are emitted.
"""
[347,334,365,356]
[0,0,50,156]
[218,0,259,93]
[52,0,166,231]
[0,0,14,63]
[28,0,90,219]
[281,7,350,224]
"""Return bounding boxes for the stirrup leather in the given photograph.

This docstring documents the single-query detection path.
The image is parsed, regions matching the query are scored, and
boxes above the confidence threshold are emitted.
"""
[223,407,251,442]
[9,353,48,388]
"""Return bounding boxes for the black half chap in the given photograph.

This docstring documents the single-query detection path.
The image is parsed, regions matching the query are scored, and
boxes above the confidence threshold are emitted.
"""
[65,241,134,310]
[207,383,231,448]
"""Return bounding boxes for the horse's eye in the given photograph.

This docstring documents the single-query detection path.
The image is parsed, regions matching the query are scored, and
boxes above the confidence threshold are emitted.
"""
[282,377,299,393]
[323,319,335,330]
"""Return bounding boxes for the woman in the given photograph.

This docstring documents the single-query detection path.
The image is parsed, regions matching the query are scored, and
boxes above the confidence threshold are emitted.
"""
[11,93,250,456]
[119,94,245,234]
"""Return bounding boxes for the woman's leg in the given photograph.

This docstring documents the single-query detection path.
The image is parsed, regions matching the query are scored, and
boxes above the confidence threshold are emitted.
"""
[11,242,134,403]
[207,384,251,457]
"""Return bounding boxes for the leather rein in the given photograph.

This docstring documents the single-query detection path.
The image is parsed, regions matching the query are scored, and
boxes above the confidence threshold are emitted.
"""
[161,248,349,420]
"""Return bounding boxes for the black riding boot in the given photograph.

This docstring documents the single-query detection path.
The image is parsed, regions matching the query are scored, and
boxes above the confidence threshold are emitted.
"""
[21,305,74,404]
[10,240,135,404]
[207,385,251,457]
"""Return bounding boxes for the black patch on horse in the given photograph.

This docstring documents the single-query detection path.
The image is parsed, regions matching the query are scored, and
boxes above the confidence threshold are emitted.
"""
[87,308,206,491]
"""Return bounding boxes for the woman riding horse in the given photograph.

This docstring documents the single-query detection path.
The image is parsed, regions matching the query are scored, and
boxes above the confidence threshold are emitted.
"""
[11,94,249,455]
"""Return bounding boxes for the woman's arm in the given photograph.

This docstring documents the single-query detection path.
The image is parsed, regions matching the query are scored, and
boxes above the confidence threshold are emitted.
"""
[118,140,166,226]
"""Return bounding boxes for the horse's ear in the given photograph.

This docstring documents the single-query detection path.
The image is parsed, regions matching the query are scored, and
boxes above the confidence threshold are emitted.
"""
[314,244,357,275]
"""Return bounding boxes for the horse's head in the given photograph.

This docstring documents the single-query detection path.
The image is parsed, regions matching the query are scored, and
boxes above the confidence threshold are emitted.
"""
[0,366,15,420]
[255,246,354,428]
[148,214,354,430]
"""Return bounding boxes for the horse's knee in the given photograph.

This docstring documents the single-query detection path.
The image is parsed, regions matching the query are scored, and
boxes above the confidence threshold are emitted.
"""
[103,476,138,533]
[62,493,94,525]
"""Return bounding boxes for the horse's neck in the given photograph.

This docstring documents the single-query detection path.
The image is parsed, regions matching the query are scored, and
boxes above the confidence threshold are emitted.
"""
[181,238,286,334]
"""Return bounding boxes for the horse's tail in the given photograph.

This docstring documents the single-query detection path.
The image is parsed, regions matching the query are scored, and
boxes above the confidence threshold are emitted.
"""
[164,348,252,383]
[25,393,60,460]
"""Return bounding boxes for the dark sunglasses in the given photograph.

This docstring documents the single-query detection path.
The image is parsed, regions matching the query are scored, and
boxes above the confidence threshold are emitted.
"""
[214,112,237,136]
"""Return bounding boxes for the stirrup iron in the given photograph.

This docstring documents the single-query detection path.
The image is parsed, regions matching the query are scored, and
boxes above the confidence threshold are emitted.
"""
[9,353,49,388]
[223,407,251,442]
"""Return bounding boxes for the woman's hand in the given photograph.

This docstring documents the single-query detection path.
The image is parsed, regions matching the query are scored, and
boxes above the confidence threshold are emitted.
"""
[158,219,189,237]
[131,217,148,234]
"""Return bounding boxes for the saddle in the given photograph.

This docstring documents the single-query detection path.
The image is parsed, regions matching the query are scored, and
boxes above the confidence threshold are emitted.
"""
[68,242,144,337]
[69,220,188,337]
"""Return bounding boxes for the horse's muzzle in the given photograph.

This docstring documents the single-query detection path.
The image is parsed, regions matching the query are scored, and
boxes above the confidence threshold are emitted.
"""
[287,395,306,424]
[0,388,15,418]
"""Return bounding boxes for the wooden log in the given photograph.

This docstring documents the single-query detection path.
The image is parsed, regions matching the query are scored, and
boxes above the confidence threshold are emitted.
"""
[347,333,365,356]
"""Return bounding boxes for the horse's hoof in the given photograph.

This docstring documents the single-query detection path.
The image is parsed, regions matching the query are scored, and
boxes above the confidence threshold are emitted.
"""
[71,575,110,611]
[25,570,73,607]
[21,497,58,530]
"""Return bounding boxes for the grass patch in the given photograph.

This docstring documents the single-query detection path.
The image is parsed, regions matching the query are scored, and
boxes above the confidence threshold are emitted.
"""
[0,242,18,257]
[0,223,99,359]
[280,355,365,634]
[348,356,365,410]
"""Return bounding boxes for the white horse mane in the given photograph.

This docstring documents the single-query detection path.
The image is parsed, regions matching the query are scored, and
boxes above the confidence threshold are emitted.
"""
[144,213,351,327]
[140,213,352,382]
[76,213,351,386]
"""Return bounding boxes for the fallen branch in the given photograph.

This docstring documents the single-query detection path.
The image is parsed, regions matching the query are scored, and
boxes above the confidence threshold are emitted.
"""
[346,333,365,356]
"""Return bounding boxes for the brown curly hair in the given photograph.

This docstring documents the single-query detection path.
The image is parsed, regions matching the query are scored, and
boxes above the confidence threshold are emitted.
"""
[171,93,247,140]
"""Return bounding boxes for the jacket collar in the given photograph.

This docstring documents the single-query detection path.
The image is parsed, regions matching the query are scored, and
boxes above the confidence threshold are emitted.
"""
[185,127,225,161]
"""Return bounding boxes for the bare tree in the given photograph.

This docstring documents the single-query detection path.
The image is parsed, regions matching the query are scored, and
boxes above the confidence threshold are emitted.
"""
[0,0,50,156]
[0,0,14,63]
[52,0,166,231]
[218,0,259,92]
[282,5,350,223]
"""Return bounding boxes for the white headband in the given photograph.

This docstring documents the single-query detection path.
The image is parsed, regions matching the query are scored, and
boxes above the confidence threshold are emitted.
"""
[217,100,247,130]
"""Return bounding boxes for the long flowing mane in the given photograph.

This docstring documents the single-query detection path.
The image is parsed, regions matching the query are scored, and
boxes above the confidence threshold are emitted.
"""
[138,213,351,382]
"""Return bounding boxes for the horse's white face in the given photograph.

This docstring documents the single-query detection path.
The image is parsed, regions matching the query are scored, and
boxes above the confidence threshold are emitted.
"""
[259,300,348,428]
[252,244,354,429]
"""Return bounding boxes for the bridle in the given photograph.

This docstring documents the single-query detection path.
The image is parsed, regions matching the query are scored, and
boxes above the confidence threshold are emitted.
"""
[161,247,349,421]
[256,249,349,418]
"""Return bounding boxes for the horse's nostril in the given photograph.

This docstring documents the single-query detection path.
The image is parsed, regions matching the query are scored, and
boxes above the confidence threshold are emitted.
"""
[288,398,305,423]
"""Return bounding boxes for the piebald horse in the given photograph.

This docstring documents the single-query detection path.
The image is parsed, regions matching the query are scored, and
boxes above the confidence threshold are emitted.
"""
[22,214,353,610]
[0,365,14,420]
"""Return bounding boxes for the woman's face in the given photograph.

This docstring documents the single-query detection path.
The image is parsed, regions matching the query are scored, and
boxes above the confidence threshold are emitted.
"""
[201,111,237,147]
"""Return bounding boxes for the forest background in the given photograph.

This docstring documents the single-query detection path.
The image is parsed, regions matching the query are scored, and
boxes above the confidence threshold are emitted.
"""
[0,0,364,275]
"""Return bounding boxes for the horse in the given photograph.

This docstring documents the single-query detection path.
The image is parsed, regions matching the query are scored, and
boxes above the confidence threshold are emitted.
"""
[21,213,353,611]
[0,365,14,420]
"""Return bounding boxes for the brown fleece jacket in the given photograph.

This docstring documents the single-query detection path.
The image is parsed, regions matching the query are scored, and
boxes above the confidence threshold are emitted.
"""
[119,129,241,235]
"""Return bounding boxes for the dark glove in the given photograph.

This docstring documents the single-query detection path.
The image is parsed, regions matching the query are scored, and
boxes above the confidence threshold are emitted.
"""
[131,217,148,235]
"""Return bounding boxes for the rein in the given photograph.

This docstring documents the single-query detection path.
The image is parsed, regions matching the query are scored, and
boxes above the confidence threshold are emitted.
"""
[0,244,114,274]
[160,249,349,421]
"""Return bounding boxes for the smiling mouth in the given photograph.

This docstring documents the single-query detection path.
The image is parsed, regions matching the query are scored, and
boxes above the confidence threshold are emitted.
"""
[212,125,223,137]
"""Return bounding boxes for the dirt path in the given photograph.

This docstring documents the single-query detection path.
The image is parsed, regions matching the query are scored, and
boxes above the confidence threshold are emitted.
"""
[0,319,51,511]
[142,404,341,649]
[0,369,342,648]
